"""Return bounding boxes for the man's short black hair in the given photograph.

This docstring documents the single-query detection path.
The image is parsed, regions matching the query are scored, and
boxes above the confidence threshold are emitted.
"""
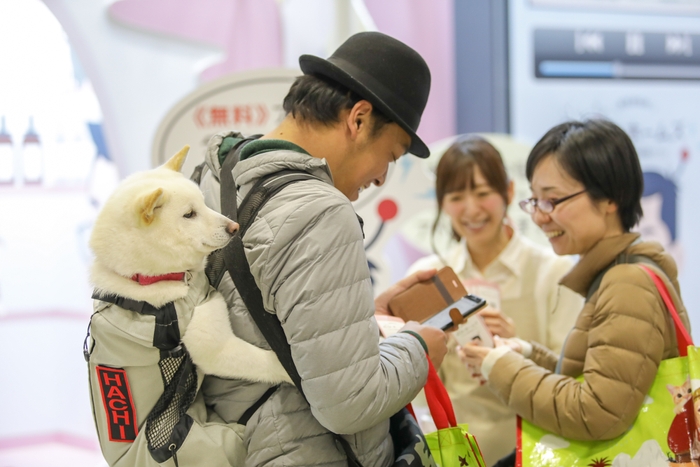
[525,119,644,232]
[283,74,392,137]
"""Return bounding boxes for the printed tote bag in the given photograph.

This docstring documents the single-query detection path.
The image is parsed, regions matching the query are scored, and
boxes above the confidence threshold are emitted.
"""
[517,265,699,467]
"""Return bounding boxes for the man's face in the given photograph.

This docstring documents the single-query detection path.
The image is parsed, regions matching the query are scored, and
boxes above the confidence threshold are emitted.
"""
[335,121,411,201]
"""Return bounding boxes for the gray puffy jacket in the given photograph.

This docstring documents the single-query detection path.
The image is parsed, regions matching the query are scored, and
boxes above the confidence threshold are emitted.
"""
[198,134,429,467]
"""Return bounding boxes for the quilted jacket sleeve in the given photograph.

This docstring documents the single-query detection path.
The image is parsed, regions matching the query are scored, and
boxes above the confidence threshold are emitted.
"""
[488,264,669,441]
[250,184,429,435]
[528,341,559,372]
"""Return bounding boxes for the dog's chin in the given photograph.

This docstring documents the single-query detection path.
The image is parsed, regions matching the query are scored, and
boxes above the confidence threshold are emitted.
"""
[203,238,233,251]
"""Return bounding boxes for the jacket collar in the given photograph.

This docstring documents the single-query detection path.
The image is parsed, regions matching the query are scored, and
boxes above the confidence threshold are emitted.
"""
[239,138,310,160]
[232,149,334,191]
[560,232,640,296]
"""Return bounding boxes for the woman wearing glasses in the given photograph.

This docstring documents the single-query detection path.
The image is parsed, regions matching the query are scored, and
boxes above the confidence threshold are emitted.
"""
[460,119,692,466]
[406,135,582,465]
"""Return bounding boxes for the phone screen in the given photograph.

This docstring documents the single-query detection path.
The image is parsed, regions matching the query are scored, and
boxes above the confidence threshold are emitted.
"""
[421,294,487,331]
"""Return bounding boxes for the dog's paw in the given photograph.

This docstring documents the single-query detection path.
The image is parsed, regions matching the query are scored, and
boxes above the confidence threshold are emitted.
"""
[183,294,293,384]
[262,354,293,385]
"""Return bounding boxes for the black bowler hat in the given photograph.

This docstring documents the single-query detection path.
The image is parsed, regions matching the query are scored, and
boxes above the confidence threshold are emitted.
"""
[299,32,431,158]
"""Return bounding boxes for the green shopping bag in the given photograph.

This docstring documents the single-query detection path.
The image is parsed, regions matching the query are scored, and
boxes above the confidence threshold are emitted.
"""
[423,358,486,467]
[517,265,698,467]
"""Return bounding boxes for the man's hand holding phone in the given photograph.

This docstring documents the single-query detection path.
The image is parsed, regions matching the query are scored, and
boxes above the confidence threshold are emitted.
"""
[399,320,448,370]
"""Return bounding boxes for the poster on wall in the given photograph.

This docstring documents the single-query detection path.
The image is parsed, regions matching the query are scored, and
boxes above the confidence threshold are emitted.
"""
[509,0,700,332]
[152,68,300,177]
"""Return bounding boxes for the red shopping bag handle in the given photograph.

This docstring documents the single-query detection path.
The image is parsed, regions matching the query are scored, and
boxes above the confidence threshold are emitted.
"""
[424,357,458,429]
[638,265,694,355]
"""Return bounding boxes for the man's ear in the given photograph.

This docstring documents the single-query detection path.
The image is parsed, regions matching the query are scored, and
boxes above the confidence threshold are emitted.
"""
[346,100,374,141]
[139,188,164,225]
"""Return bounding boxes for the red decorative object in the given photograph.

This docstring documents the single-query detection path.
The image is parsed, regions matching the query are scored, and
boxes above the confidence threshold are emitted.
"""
[378,199,398,222]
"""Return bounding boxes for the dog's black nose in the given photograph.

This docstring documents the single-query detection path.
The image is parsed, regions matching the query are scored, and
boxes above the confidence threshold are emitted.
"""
[226,221,239,235]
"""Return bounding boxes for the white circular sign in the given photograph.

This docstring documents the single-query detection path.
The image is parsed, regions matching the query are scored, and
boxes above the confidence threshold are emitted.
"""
[152,68,300,178]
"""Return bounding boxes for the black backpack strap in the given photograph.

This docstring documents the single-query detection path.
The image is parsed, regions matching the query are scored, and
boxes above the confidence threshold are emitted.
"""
[189,161,206,184]
[237,385,279,425]
[92,291,182,356]
[238,170,322,236]
[220,169,316,390]
[218,151,363,466]
[204,135,261,287]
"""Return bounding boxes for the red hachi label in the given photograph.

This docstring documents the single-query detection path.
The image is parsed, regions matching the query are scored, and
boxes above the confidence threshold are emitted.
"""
[96,366,138,442]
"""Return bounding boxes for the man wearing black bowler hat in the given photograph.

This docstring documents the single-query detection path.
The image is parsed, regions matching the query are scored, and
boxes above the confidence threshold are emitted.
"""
[200,31,448,466]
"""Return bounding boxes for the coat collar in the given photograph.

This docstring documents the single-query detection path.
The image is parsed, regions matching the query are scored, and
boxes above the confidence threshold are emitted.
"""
[232,149,334,190]
[560,232,640,297]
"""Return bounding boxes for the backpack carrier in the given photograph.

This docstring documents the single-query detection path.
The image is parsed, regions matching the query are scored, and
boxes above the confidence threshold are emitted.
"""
[84,134,318,467]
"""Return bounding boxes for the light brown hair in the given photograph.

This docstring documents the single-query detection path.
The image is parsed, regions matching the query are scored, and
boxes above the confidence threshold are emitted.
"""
[432,135,510,244]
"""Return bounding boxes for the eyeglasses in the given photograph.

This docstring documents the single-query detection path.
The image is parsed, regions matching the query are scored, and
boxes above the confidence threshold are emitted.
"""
[518,190,586,214]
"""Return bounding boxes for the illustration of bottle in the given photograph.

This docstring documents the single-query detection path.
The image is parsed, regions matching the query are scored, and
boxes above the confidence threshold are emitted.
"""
[22,116,42,185]
[0,116,13,184]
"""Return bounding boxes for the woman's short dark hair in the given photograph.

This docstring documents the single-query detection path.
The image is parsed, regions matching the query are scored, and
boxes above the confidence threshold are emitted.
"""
[282,74,391,137]
[525,119,643,232]
[433,135,510,242]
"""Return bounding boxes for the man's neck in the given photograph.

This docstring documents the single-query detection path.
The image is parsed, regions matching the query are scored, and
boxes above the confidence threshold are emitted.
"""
[263,116,345,164]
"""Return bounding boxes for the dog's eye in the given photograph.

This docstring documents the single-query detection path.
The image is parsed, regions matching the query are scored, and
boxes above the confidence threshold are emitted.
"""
[183,210,196,219]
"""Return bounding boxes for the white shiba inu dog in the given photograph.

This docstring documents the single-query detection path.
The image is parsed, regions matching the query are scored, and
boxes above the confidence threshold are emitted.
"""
[89,145,290,384]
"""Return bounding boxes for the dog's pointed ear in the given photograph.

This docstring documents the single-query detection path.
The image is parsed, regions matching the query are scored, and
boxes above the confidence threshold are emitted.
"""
[139,188,164,225]
[163,145,190,172]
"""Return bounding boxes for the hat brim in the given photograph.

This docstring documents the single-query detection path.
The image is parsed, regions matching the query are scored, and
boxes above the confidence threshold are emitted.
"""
[299,54,430,158]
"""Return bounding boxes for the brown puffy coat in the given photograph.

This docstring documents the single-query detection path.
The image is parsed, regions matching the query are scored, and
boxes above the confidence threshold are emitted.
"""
[488,233,691,441]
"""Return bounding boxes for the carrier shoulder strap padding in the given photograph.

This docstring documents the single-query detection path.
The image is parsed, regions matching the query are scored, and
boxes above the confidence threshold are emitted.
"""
[218,140,318,391]
[204,136,318,286]
[217,142,363,466]
[91,292,198,463]
[91,292,183,356]
[205,135,257,287]
[190,161,207,185]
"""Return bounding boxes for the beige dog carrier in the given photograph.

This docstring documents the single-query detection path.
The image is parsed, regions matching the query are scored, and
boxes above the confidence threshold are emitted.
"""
[84,272,245,467]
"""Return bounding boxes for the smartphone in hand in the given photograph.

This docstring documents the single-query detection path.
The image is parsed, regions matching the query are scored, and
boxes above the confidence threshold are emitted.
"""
[422,294,487,331]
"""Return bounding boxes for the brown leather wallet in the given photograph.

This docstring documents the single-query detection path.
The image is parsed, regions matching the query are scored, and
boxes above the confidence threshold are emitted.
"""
[388,266,467,323]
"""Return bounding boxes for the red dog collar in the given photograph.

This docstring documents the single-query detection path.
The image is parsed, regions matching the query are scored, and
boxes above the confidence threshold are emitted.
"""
[131,272,186,285]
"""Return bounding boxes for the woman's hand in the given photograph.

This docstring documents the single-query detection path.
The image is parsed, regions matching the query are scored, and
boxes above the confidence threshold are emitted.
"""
[478,307,516,338]
[497,336,525,354]
[457,336,515,377]
[375,269,437,316]
[457,342,492,373]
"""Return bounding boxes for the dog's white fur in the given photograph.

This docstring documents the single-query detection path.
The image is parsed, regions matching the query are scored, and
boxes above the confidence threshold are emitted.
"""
[90,146,291,384]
